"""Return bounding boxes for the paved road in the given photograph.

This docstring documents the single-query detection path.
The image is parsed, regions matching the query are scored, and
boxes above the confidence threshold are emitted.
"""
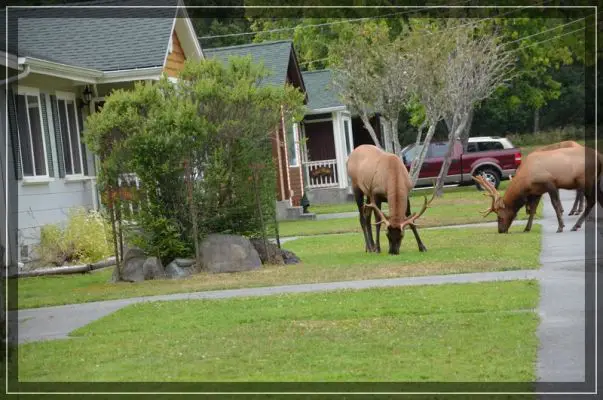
[535,189,600,391]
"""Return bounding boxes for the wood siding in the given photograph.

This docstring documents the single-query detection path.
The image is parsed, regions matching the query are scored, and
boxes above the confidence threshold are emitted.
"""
[288,167,303,206]
[163,30,186,77]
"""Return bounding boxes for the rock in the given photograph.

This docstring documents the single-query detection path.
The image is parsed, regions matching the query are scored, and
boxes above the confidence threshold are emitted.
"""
[200,234,262,273]
[119,247,148,282]
[165,261,193,279]
[174,258,196,268]
[142,257,166,280]
[281,248,301,265]
[250,238,284,265]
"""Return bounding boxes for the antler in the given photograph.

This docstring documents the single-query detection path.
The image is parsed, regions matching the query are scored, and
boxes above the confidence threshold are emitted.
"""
[472,175,502,217]
[363,203,390,227]
[399,188,437,230]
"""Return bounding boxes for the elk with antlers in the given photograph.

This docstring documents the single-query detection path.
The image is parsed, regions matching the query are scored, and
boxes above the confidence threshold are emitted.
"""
[347,144,435,255]
[512,140,585,216]
[474,145,602,234]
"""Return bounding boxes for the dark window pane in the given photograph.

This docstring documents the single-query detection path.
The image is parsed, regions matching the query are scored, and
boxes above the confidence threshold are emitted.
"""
[344,120,351,155]
[27,95,46,176]
[66,100,82,174]
[466,143,477,153]
[16,95,33,176]
[58,99,73,175]
[477,141,504,152]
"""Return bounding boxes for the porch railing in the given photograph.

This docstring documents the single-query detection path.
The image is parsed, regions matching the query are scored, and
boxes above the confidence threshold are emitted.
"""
[304,159,339,188]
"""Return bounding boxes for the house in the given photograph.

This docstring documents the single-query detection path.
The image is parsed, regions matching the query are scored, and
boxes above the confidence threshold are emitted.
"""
[299,69,385,204]
[203,40,311,220]
[2,0,203,264]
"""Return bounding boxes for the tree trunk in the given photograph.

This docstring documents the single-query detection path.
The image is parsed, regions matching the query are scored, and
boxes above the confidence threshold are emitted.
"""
[434,112,470,197]
[410,122,437,186]
[359,112,382,149]
[391,118,401,155]
[185,160,201,270]
[459,107,475,152]
[533,107,540,133]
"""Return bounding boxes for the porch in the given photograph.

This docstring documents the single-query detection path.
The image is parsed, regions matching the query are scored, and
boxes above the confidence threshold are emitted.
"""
[300,111,383,202]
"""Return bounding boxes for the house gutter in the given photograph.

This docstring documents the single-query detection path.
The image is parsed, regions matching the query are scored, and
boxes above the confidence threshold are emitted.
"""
[0,65,31,86]
[305,105,347,115]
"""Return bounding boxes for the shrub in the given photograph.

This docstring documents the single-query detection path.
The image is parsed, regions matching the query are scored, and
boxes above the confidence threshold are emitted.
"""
[506,125,585,147]
[36,208,113,266]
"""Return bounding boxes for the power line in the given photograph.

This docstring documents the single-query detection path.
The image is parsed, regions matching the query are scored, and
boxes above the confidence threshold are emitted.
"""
[503,17,586,46]
[502,26,585,55]
[197,0,473,40]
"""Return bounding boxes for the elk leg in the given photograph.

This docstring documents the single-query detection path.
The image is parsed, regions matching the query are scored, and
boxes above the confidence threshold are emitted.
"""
[406,198,427,252]
[373,198,383,253]
[364,196,377,252]
[546,186,565,233]
[571,186,599,231]
[354,188,373,252]
[578,189,585,214]
[569,190,582,216]
[524,195,541,232]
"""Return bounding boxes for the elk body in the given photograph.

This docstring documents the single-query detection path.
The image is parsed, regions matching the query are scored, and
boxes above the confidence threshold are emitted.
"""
[346,144,435,255]
[515,140,585,216]
[475,145,602,234]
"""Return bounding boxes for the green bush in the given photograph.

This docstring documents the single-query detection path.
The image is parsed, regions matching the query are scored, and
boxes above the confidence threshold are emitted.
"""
[506,125,585,147]
[36,208,113,266]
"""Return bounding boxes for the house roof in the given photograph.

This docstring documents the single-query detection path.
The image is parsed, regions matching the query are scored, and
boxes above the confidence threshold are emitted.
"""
[203,40,300,89]
[6,0,181,72]
[301,69,345,111]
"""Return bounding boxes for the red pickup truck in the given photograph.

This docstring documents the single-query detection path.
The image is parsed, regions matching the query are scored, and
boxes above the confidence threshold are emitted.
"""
[400,136,523,190]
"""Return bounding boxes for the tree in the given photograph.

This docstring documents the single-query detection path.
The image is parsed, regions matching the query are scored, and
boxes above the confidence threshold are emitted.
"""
[430,21,515,197]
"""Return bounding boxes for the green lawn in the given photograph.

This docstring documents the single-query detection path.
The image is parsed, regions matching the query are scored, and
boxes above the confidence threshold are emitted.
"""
[16,225,541,310]
[282,181,544,237]
[18,280,540,383]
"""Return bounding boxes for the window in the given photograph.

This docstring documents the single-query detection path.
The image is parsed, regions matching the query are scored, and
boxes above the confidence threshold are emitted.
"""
[287,123,299,167]
[466,143,478,153]
[428,143,449,158]
[402,145,423,163]
[15,91,48,177]
[56,93,84,176]
[477,141,504,152]
[343,119,351,155]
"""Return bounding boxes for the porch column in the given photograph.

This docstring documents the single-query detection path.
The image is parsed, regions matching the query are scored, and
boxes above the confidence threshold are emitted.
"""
[331,112,348,189]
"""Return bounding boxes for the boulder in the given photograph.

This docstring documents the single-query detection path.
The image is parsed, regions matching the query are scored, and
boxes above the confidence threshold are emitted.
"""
[118,247,148,282]
[142,257,166,280]
[250,238,284,265]
[111,248,166,282]
[281,248,301,265]
[200,234,262,273]
[174,258,196,268]
[165,261,193,279]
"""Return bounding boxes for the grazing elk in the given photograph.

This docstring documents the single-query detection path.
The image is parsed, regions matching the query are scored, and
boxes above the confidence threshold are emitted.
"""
[474,145,603,234]
[513,140,585,216]
[346,144,435,255]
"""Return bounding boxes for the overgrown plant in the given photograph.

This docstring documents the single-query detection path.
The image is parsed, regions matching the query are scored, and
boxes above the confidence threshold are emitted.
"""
[35,207,113,266]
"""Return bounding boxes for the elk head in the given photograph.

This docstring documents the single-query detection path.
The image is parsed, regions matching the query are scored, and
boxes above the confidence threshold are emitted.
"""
[473,175,515,233]
[364,193,435,255]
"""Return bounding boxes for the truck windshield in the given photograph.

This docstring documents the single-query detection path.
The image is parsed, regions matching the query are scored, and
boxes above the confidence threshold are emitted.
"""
[403,145,423,162]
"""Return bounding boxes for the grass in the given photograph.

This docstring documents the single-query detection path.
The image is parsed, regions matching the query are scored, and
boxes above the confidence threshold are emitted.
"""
[18,280,540,383]
[282,181,544,237]
[15,225,541,310]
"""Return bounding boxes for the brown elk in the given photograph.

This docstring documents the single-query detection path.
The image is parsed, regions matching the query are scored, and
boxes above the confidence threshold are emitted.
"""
[474,145,602,234]
[512,140,585,216]
[346,144,435,255]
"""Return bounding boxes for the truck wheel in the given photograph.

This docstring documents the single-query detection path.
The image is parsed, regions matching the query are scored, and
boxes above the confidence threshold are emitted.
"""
[474,168,500,191]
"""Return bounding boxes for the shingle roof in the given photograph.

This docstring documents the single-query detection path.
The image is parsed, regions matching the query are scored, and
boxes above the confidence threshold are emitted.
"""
[203,40,295,88]
[6,0,179,71]
[301,69,345,111]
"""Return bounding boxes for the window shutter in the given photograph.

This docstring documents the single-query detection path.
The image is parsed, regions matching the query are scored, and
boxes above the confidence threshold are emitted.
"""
[6,89,22,180]
[77,108,89,176]
[39,93,54,177]
[49,95,66,178]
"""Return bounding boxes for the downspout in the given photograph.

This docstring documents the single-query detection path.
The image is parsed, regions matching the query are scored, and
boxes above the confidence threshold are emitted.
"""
[0,65,31,86]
